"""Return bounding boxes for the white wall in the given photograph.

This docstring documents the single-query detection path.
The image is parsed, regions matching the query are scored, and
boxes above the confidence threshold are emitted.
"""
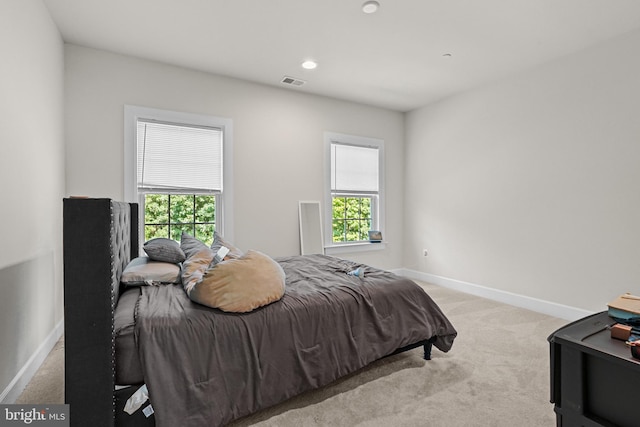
[64,45,405,268]
[0,0,65,401]
[404,29,640,313]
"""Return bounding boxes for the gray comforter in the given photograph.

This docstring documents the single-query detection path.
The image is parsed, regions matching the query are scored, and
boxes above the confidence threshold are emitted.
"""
[134,254,456,427]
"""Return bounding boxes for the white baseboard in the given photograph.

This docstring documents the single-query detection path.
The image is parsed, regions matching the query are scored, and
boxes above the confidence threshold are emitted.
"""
[0,319,64,403]
[394,268,593,321]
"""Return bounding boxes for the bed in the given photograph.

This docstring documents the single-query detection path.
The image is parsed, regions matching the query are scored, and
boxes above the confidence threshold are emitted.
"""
[63,198,457,427]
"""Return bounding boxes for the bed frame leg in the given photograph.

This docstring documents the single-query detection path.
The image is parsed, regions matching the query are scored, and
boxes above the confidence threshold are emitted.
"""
[387,337,437,360]
[423,341,433,360]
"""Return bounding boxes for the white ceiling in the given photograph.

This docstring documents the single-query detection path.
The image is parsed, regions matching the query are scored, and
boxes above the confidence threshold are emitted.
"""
[43,0,640,112]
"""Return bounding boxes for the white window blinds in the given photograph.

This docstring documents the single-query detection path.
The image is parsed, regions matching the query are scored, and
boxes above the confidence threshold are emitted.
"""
[331,143,379,193]
[137,120,223,193]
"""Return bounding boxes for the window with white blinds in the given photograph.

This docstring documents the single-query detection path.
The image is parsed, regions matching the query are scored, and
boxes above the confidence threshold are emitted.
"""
[331,143,379,194]
[124,105,234,245]
[324,132,385,250]
[137,120,223,193]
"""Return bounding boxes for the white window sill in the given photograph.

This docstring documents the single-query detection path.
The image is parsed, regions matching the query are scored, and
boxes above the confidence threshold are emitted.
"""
[325,241,386,255]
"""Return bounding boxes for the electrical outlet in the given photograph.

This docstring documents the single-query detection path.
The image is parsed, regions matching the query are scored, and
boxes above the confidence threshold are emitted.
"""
[423,249,428,257]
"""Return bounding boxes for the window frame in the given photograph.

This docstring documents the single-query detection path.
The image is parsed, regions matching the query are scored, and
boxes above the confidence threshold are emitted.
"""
[324,132,385,254]
[124,105,234,246]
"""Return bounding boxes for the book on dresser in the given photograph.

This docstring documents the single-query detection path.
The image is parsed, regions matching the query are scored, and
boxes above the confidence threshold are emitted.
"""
[608,293,640,322]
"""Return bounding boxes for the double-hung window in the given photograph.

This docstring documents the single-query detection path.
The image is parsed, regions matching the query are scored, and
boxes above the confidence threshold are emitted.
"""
[124,106,233,245]
[324,132,384,253]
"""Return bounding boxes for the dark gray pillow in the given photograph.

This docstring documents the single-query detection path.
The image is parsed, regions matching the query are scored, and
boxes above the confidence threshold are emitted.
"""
[121,256,181,286]
[180,232,209,259]
[143,238,186,264]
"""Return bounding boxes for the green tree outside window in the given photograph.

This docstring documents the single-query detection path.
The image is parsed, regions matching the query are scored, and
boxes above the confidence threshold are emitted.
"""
[332,196,372,242]
[144,194,216,243]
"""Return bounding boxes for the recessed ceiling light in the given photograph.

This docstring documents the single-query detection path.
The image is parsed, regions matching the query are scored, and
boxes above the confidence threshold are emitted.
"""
[362,1,380,14]
[301,60,318,70]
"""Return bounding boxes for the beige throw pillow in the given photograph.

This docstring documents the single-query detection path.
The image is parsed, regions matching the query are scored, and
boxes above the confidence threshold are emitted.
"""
[187,250,285,313]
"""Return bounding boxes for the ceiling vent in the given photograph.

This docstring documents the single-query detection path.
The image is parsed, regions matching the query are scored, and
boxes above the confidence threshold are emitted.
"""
[281,76,306,86]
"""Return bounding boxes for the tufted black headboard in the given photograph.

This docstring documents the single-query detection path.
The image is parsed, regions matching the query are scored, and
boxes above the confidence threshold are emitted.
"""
[63,198,138,427]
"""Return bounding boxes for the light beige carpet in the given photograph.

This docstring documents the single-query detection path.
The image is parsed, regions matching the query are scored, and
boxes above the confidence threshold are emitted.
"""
[16,281,568,426]
[15,335,64,405]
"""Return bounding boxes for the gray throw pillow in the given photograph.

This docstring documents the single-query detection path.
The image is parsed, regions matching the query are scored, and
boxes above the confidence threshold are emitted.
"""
[180,232,209,259]
[143,238,186,264]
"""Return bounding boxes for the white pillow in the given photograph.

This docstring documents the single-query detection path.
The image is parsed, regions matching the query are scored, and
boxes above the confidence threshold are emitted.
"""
[121,256,181,286]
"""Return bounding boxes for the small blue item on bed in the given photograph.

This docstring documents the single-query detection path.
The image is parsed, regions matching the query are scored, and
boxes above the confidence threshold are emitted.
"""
[347,267,364,278]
